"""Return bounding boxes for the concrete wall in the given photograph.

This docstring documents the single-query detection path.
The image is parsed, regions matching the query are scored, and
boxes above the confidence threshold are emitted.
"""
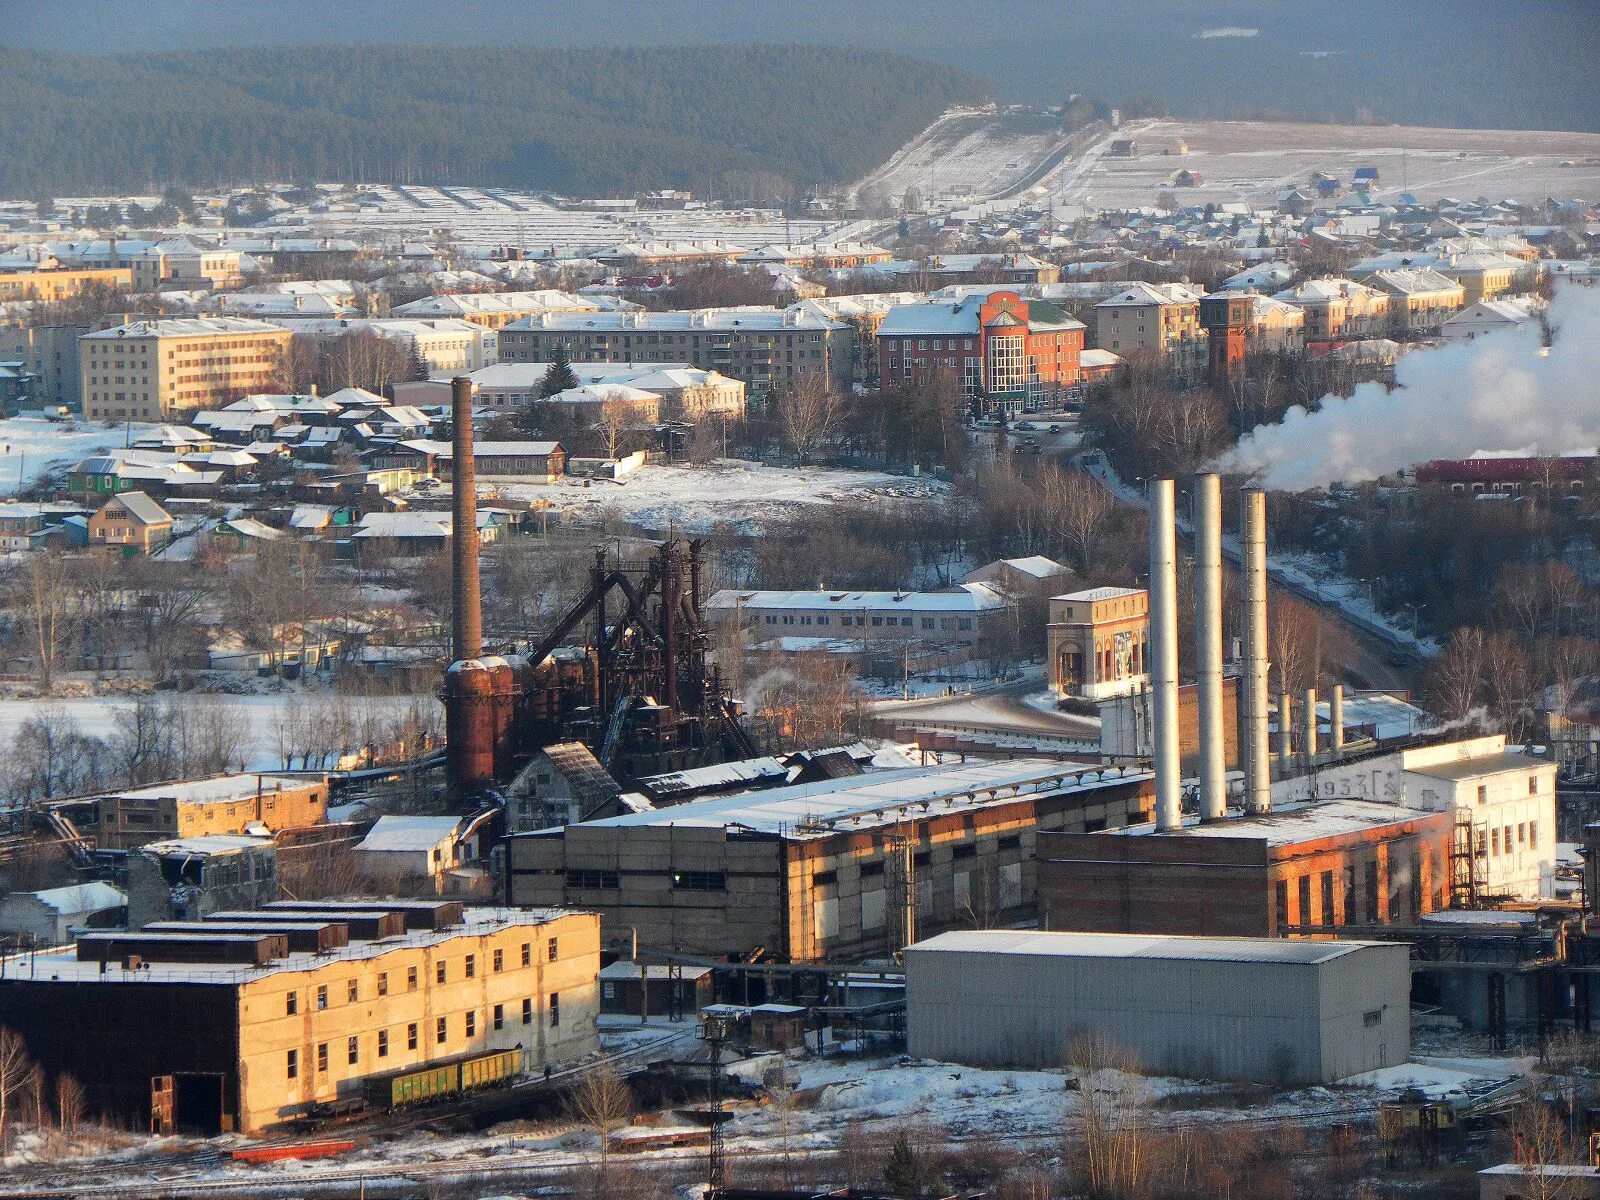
[905,939,1409,1083]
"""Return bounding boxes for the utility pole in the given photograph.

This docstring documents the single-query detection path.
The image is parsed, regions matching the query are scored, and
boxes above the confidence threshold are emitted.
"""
[699,1010,733,1193]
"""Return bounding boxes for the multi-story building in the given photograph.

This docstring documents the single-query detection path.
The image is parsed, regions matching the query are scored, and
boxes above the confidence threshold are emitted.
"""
[421,362,745,422]
[1272,279,1389,343]
[740,242,893,270]
[703,584,1009,652]
[94,772,329,851]
[506,758,1152,963]
[919,253,1061,286]
[1239,293,1307,355]
[498,305,853,397]
[288,317,499,374]
[80,318,293,421]
[1093,281,1205,377]
[0,266,132,304]
[0,904,599,1133]
[1362,268,1466,335]
[390,290,617,330]
[1277,734,1557,900]
[0,324,92,408]
[1046,586,1149,700]
[1433,251,1527,306]
[125,834,279,927]
[877,290,1085,416]
[123,238,246,291]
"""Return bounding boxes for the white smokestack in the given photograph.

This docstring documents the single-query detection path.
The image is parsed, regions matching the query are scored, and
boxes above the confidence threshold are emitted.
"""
[1195,473,1226,821]
[1302,686,1318,765]
[1242,489,1271,813]
[1149,479,1182,832]
[1217,285,1600,491]
[1331,683,1346,752]
[1277,691,1293,775]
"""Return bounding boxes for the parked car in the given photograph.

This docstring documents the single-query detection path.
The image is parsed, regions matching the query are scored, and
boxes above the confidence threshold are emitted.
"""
[1015,421,1037,431]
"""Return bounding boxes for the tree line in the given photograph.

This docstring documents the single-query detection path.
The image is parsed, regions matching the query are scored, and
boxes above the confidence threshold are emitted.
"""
[0,44,989,199]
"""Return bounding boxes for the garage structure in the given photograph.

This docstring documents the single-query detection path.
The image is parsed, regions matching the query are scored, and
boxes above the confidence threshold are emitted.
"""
[905,929,1409,1083]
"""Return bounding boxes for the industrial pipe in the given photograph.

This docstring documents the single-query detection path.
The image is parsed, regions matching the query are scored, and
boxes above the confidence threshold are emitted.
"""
[1330,683,1346,753]
[1149,479,1182,832]
[450,375,482,662]
[1277,691,1293,776]
[1195,473,1226,821]
[1302,686,1318,766]
[1242,489,1272,813]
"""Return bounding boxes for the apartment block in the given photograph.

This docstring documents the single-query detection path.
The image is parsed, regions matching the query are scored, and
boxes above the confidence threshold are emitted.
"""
[81,318,293,421]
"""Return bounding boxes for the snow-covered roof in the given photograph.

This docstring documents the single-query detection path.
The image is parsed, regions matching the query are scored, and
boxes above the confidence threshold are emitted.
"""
[99,491,171,525]
[140,834,275,857]
[103,773,318,805]
[8,882,125,915]
[1117,798,1435,847]
[83,317,287,340]
[1095,281,1202,307]
[357,815,464,853]
[705,584,1006,615]
[1054,586,1144,603]
[909,928,1388,966]
[553,758,1149,839]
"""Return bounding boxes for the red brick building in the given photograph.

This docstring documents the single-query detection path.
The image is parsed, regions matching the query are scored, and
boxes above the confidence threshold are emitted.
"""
[1037,800,1453,938]
[877,290,1086,416]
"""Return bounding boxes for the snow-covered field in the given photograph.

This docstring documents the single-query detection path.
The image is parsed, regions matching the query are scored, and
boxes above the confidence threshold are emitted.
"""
[0,416,155,496]
[491,459,946,533]
[851,109,1071,208]
[1060,118,1600,207]
[266,185,856,254]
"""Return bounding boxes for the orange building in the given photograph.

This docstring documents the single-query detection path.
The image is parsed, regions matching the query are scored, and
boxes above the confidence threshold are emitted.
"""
[1047,586,1148,699]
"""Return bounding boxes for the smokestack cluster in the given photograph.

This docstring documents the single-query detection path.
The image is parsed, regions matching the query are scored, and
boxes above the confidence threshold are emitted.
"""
[1147,479,1276,827]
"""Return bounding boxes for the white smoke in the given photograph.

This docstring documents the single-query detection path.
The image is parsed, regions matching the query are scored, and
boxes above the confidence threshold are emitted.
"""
[1217,285,1600,491]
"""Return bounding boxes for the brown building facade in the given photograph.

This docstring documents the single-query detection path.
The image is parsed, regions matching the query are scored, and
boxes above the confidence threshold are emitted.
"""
[1038,800,1454,938]
[96,773,329,850]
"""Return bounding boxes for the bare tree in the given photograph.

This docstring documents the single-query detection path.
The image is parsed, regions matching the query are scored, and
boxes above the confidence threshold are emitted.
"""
[55,1074,85,1141]
[566,1061,633,1187]
[774,371,841,465]
[17,552,74,692]
[1506,1097,1585,1200]
[0,1028,37,1152]
[1424,627,1489,721]
[592,392,636,462]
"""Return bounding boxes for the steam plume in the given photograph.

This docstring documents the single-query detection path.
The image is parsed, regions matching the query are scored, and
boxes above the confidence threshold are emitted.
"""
[1217,285,1600,491]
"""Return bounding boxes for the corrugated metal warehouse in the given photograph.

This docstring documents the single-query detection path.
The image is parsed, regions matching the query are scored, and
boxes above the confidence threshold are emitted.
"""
[905,930,1410,1083]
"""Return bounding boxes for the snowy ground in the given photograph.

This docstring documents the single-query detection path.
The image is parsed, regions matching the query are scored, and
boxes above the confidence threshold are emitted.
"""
[850,108,1072,209]
[1057,118,1600,207]
[490,459,946,533]
[0,416,155,496]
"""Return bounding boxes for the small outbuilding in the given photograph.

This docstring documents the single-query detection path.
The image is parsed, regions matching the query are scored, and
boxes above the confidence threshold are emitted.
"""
[905,929,1409,1083]
[0,882,126,944]
[597,961,714,1017]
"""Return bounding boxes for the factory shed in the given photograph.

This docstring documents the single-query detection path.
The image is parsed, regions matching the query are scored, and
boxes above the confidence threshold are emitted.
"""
[905,929,1410,1083]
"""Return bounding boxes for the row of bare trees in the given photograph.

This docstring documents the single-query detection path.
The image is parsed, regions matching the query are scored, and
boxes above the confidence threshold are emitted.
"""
[0,1028,88,1156]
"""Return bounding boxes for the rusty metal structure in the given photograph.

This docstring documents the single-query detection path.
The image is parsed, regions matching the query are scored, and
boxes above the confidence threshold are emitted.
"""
[443,533,753,794]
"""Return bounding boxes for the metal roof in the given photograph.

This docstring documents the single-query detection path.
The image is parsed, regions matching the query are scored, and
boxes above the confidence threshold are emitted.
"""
[908,929,1390,966]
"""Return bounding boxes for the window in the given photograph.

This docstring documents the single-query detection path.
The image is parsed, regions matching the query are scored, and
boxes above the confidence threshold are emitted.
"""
[377,972,388,997]
[1529,775,1540,795]
[952,845,977,861]
[347,979,358,1004]
[1365,861,1379,919]
[1363,1009,1383,1028]
[436,961,447,985]
[548,936,559,960]
[671,870,727,892]
[521,943,531,968]
[493,949,504,973]
[998,835,1022,852]
[860,862,885,879]
[1274,880,1289,930]
[436,1016,448,1044]
[408,966,419,991]
[493,1003,504,1030]
[286,1049,298,1079]
[316,1043,328,1073]
[465,1011,477,1037]
[316,985,328,1011]
[522,998,533,1025]
[566,869,620,889]
[550,993,561,1027]
[1322,871,1336,926]
[1477,785,1488,805]
[465,954,476,979]
[1297,875,1312,928]
[1492,827,1501,855]
[285,991,298,1016]
[407,1022,419,1051]
[1530,821,1539,849]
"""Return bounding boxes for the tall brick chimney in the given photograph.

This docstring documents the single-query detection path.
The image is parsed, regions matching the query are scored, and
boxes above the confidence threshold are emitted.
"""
[450,375,482,661]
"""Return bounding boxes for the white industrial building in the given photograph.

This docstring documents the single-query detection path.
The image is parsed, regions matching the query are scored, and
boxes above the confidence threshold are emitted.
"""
[905,929,1410,1083]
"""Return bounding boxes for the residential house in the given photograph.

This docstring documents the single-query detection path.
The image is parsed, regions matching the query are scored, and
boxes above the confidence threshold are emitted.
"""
[1363,268,1466,334]
[88,491,172,554]
[1273,279,1389,342]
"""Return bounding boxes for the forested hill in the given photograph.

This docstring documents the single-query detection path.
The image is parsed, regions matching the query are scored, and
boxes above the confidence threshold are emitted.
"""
[0,43,991,198]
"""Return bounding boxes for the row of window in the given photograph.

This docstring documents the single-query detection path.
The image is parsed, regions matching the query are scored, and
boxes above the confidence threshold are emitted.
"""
[283,942,559,1014]
[284,996,558,1079]
[758,612,973,631]
[1487,821,1538,857]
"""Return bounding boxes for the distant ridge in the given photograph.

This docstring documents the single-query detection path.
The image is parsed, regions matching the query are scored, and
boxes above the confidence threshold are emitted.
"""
[0,43,991,199]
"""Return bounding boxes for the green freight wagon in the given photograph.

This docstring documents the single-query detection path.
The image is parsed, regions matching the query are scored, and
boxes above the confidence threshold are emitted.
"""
[360,1060,458,1110]
[460,1048,523,1091]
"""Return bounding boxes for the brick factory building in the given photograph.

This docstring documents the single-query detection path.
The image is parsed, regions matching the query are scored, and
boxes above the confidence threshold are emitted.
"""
[506,758,1153,964]
[0,903,598,1133]
[94,773,329,851]
[1037,799,1455,938]
[877,290,1086,417]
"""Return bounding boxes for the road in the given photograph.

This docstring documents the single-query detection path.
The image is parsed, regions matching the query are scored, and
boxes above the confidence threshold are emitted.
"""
[875,677,1100,743]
